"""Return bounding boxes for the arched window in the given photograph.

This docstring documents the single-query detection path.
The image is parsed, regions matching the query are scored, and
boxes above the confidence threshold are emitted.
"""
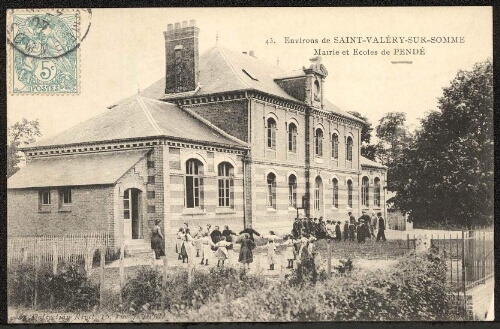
[314,80,321,101]
[185,159,204,208]
[347,179,353,208]
[314,176,323,211]
[332,178,339,208]
[315,128,323,157]
[218,162,234,208]
[267,173,276,209]
[267,118,276,150]
[346,136,353,161]
[331,133,339,159]
[288,122,297,153]
[361,176,369,207]
[374,177,381,207]
[288,174,297,208]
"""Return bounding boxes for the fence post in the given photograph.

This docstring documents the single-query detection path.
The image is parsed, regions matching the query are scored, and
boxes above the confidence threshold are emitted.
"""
[161,257,168,309]
[482,232,486,284]
[119,243,125,305]
[279,254,284,281]
[187,254,193,285]
[33,252,38,310]
[99,245,105,311]
[52,242,58,275]
[327,240,332,276]
[406,234,409,250]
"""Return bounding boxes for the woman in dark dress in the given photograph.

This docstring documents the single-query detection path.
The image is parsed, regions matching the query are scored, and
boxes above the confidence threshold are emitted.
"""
[238,233,256,269]
[151,219,165,259]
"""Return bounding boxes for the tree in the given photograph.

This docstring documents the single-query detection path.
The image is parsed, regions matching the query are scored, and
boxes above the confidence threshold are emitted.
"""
[7,118,41,178]
[347,111,376,161]
[375,112,412,166]
[390,59,493,229]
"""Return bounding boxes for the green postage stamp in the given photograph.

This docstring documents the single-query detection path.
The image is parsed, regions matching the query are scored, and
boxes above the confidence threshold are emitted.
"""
[7,9,82,95]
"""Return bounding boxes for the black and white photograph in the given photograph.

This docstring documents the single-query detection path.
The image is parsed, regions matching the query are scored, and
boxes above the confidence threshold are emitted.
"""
[5,6,494,322]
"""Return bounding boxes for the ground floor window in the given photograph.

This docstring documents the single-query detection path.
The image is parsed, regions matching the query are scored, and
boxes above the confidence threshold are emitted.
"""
[347,179,353,208]
[267,173,276,209]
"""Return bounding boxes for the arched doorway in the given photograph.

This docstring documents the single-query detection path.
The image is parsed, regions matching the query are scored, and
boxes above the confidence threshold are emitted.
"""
[123,188,143,240]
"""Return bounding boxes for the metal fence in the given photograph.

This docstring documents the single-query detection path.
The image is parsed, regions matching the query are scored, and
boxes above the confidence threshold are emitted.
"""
[406,227,494,318]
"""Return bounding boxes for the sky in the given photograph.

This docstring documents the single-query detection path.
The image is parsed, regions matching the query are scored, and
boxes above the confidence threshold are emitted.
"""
[7,7,492,141]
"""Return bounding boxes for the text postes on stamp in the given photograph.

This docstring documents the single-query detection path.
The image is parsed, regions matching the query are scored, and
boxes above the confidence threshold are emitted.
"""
[7,9,90,95]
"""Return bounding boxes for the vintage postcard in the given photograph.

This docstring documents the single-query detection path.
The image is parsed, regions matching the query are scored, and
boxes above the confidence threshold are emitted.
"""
[6,7,494,323]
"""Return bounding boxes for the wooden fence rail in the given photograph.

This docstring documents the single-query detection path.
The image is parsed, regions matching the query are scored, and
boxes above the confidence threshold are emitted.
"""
[7,231,111,267]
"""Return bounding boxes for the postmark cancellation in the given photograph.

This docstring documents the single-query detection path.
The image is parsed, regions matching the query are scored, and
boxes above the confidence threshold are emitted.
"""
[7,9,83,95]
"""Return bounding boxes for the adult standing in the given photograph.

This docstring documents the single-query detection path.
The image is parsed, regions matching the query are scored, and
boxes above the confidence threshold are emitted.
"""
[238,233,256,269]
[151,219,165,259]
[292,217,303,239]
[317,217,327,239]
[180,228,195,263]
[370,212,377,238]
[348,212,356,242]
[176,227,185,260]
[376,212,387,242]
[210,226,222,244]
[221,225,237,243]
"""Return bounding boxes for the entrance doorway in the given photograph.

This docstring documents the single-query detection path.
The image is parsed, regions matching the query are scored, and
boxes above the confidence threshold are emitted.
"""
[123,188,142,240]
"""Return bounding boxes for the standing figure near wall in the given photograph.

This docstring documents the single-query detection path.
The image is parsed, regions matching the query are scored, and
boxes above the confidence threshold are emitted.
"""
[151,219,165,259]
[181,228,195,263]
[200,233,214,266]
[176,227,185,260]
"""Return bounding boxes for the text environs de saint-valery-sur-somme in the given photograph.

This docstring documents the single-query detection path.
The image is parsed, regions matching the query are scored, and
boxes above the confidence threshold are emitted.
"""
[278,36,465,56]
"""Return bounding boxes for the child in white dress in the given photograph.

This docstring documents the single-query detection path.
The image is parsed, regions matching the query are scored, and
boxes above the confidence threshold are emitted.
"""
[214,236,232,267]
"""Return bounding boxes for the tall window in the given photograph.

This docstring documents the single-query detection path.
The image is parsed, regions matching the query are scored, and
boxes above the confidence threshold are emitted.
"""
[186,159,203,208]
[288,123,297,153]
[347,179,353,208]
[267,173,277,209]
[361,176,369,207]
[288,174,297,208]
[315,128,323,157]
[331,133,339,159]
[218,162,234,208]
[346,136,353,161]
[123,189,130,219]
[314,80,321,101]
[332,178,339,208]
[374,177,381,207]
[267,118,276,150]
[314,176,323,211]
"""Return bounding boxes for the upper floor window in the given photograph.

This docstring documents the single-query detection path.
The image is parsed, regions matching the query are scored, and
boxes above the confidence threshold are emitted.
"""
[267,118,277,150]
[331,133,339,159]
[361,176,369,207]
[313,80,321,102]
[288,174,297,208]
[186,159,204,208]
[374,177,381,207]
[267,173,277,209]
[315,128,323,157]
[346,136,353,162]
[288,123,297,153]
[218,162,234,208]
[332,178,339,208]
[347,179,353,208]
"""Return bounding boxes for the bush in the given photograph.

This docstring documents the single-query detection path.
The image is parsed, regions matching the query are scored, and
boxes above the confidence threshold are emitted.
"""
[176,250,465,321]
[7,261,99,311]
[122,265,268,313]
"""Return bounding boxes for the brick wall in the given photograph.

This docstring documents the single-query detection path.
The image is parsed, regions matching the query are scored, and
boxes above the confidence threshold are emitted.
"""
[8,186,114,237]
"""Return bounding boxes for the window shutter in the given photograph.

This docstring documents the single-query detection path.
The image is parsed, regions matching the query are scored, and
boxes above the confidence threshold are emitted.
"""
[272,182,277,209]
[199,168,204,210]
[230,178,234,209]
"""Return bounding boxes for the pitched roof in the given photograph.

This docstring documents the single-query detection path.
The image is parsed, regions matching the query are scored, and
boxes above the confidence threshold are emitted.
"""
[28,96,244,149]
[360,156,387,169]
[140,45,365,125]
[8,149,149,188]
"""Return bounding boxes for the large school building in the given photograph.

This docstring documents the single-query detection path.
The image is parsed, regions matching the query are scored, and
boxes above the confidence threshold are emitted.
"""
[7,20,387,253]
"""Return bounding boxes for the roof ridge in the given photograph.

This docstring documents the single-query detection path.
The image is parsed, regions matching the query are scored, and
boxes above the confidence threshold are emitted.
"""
[217,46,252,90]
[137,97,164,135]
[180,105,248,147]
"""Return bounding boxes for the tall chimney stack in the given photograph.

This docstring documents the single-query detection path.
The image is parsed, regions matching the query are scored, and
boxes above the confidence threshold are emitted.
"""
[164,20,199,94]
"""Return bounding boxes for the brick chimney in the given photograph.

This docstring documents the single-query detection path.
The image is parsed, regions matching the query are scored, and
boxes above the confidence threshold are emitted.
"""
[164,20,199,94]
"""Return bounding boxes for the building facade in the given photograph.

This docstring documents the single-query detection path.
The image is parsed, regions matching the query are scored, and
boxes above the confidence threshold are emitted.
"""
[7,20,387,252]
